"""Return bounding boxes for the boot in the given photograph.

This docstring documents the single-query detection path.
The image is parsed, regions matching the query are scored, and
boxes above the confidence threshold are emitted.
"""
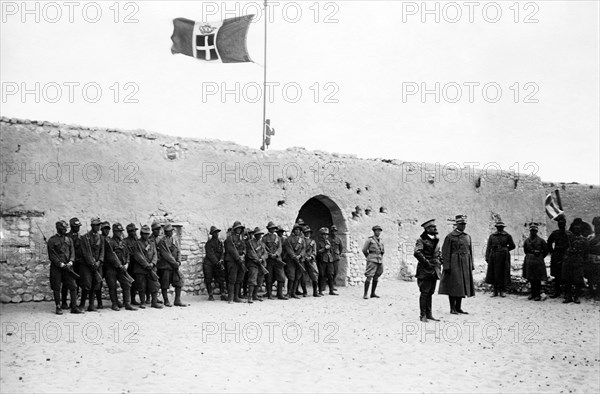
[137,290,146,308]
[109,287,120,311]
[162,290,172,307]
[238,284,244,299]
[79,289,88,310]
[369,280,378,298]
[449,296,458,314]
[363,280,371,299]
[151,292,164,308]
[53,290,63,315]
[573,286,581,304]
[219,282,228,301]
[87,290,97,312]
[499,286,506,298]
[70,290,83,313]
[550,280,561,298]
[61,286,69,309]
[227,284,235,304]
[329,278,339,296]
[206,282,214,301]
[252,285,263,302]
[491,285,499,297]
[426,295,439,321]
[312,281,321,297]
[290,281,300,299]
[265,279,274,300]
[123,288,137,311]
[131,287,140,305]
[145,293,151,305]
[318,278,325,296]
[233,284,243,303]
[277,282,288,300]
[300,281,308,297]
[419,293,427,320]
[248,285,254,303]
[456,297,468,314]
[96,290,104,309]
[174,287,186,307]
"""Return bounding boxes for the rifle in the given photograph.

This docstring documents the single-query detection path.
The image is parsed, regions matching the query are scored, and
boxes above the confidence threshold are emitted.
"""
[247,238,269,276]
[38,222,81,279]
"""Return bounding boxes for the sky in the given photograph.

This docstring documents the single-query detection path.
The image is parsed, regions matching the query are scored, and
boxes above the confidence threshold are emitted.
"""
[1,0,599,184]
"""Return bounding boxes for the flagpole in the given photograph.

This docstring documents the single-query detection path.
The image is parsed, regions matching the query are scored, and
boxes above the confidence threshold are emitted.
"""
[261,0,268,150]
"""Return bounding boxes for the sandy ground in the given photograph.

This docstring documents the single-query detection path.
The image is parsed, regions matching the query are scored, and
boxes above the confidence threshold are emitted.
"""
[1,281,599,393]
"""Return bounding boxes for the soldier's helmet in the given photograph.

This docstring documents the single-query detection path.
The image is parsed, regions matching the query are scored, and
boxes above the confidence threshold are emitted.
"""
[232,221,244,231]
[112,223,124,232]
[292,224,303,232]
[91,217,102,225]
[101,221,110,229]
[55,220,69,230]
[372,225,383,231]
[330,225,338,232]
[151,222,162,230]
[209,226,221,235]
[266,221,278,230]
[303,226,312,234]
[319,227,329,234]
[163,224,174,232]
[296,218,305,225]
[69,218,81,227]
[253,227,264,235]
[140,225,151,234]
[126,223,138,232]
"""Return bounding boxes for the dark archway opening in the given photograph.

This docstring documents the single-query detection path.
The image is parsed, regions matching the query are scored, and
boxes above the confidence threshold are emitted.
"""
[296,195,348,286]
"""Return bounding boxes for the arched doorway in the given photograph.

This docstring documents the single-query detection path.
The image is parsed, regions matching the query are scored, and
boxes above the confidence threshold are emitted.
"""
[295,195,348,286]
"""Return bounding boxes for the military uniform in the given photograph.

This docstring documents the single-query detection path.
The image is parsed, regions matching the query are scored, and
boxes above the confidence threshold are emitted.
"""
[105,223,136,311]
[362,225,384,298]
[47,221,80,314]
[522,226,548,301]
[62,217,83,309]
[123,224,161,309]
[547,225,569,297]
[329,227,343,290]
[246,227,268,303]
[79,218,105,312]
[157,224,185,307]
[438,215,474,314]
[319,228,338,296]
[224,221,246,303]
[204,226,226,301]
[414,219,442,321]
[262,222,286,300]
[562,232,588,303]
[586,217,600,300]
[484,222,516,297]
[284,225,305,299]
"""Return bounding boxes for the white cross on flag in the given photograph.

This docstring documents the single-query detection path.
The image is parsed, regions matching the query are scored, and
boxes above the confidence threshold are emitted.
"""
[171,15,254,63]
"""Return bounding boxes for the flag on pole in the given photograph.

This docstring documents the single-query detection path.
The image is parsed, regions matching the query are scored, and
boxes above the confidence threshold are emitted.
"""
[171,15,254,63]
[545,193,564,220]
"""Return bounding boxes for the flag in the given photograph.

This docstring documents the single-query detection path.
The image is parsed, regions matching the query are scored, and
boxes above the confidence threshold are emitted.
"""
[171,15,254,63]
[545,193,564,220]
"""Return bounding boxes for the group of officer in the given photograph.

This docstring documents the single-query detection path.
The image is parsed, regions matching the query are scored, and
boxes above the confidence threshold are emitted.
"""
[46,217,187,315]
[202,219,346,304]
[412,214,600,323]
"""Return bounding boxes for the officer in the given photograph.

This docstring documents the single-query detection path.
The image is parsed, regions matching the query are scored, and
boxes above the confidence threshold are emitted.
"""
[47,220,81,314]
[303,226,321,297]
[224,221,246,303]
[318,227,338,296]
[157,224,186,307]
[329,225,344,292]
[414,219,441,322]
[284,224,305,299]
[484,220,516,297]
[246,227,268,303]
[547,215,570,298]
[204,226,227,301]
[263,222,286,300]
[79,217,104,312]
[362,225,384,299]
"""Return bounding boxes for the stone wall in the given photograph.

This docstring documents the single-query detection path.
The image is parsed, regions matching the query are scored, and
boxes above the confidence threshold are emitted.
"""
[543,182,599,232]
[1,116,552,302]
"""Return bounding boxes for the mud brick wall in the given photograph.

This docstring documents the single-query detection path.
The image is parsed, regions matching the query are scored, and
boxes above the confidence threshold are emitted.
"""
[2,116,583,302]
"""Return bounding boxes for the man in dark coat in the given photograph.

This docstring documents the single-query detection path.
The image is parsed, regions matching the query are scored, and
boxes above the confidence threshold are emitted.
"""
[263,222,286,300]
[105,223,137,311]
[485,220,516,297]
[586,217,600,300]
[562,220,589,304]
[438,215,475,314]
[123,224,162,309]
[246,227,268,303]
[303,226,321,297]
[547,215,569,298]
[318,227,338,296]
[224,221,246,303]
[522,224,548,301]
[63,217,83,310]
[47,220,81,314]
[329,225,344,291]
[79,217,104,312]
[284,224,305,299]
[362,225,384,299]
[157,224,186,307]
[204,226,226,301]
[414,219,442,322]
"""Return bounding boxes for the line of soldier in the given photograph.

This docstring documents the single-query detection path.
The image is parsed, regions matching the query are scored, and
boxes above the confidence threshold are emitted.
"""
[413,214,600,323]
[47,217,187,315]
[202,219,346,303]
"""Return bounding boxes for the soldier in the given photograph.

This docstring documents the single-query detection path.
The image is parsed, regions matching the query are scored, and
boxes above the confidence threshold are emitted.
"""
[105,223,137,311]
[47,220,82,314]
[547,215,569,298]
[284,224,305,299]
[148,223,164,305]
[204,226,227,301]
[414,219,442,322]
[318,227,339,296]
[96,221,112,309]
[246,227,268,303]
[124,224,162,309]
[157,224,186,307]
[586,217,600,300]
[562,220,589,304]
[484,220,516,297]
[224,221,246,303]
[522,224,548,301]
[362,225,384,299]
[329,225,344,292]
[63,217,83,310]
[79,217,104,312]
[263,222,286,300]
[438,215,475,314]
[303,226,321,297]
